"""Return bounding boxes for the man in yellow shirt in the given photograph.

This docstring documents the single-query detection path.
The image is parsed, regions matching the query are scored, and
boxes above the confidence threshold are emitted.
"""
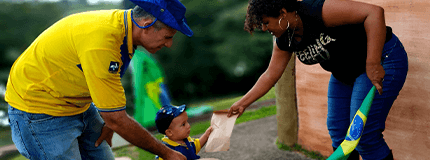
[6,0,192,159]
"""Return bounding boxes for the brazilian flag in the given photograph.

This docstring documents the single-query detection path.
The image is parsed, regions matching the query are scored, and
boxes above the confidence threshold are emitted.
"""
[327,86,376,160]
[131,50,213,128]
[132,50,170,128]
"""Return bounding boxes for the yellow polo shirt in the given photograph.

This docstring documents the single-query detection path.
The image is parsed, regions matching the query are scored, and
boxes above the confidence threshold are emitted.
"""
[5,9,134,116]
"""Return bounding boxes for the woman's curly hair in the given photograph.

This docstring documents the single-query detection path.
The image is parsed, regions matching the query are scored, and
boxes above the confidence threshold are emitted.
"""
[244,0,299,34]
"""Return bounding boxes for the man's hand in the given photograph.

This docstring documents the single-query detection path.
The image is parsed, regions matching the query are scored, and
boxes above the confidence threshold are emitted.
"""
[366,63,385,95]
[99,110,186,159]
[95,125,114,147]
[163,150,187,160]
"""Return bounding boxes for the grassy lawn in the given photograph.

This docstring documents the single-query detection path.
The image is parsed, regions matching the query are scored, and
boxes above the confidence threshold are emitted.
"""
[276,139,327,160]
[189,86,276,111]
[0,127,13,147]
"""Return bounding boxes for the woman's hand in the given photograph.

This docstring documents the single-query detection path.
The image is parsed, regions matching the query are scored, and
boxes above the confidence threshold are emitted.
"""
[227,102,247,118]
[366,63,385,95]
[95,124,114,147]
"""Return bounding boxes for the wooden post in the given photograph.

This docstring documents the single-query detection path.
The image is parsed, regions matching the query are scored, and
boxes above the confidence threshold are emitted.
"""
[275,53,298,146]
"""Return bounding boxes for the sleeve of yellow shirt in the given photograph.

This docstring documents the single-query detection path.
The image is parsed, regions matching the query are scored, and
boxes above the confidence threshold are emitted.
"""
[194,138,201,154]
[79,48,126,111]
[76,26,127,111]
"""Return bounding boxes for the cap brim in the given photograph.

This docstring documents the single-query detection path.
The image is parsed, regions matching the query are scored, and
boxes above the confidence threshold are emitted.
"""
[171,104,187,117]
[177,104,186,112]
[179,21,193,37]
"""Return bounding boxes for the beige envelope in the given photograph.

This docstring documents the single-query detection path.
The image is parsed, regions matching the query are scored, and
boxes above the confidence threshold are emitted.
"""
[205,111,238,152]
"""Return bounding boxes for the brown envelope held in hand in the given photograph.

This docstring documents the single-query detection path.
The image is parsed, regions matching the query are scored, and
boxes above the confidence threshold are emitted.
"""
[205,110,238,152]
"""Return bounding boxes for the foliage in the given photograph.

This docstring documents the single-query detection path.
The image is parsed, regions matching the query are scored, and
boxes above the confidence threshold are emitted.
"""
[0,1,65,148]
[190,86,276,111]
[151,0,273,104]
[0,0,275,111]
[0,2,64,84]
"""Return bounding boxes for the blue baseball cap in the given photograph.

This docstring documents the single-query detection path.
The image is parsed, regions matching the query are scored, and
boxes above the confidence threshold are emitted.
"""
[155,104,187,134]
[130,0,194,37]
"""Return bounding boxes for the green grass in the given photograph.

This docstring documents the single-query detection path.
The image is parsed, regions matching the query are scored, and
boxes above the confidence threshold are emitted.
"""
[276,139,327,160]
[189,87,276,111]
[0,127,13,147]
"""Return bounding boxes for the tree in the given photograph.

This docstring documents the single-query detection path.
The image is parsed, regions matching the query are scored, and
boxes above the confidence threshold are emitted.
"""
[0,2,63,84]
[78,0,88,6]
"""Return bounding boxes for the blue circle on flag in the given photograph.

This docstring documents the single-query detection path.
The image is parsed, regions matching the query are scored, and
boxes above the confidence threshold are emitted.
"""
[346,115,364,141]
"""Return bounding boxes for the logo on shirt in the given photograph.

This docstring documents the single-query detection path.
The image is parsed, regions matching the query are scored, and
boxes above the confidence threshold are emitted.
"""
[109,61,119,74]
[295,33,336,65]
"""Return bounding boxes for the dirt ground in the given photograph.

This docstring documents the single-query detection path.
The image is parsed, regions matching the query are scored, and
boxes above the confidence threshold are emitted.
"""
[296,0,430,159]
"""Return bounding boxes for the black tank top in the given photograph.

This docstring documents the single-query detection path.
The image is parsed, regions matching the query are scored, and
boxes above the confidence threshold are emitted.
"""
[276,0,392,85]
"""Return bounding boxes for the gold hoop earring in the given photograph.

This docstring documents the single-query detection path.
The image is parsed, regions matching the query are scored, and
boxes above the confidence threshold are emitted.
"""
[279,17,289,30]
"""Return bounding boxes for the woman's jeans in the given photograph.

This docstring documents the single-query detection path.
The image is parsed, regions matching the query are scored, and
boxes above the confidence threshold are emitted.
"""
[327,34,408,160]
[8,103,115,160]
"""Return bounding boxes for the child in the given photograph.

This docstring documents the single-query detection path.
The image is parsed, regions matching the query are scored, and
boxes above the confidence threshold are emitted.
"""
[155,104,213,160]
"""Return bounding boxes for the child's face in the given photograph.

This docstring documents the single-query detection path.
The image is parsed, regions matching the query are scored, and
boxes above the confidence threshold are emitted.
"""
[166,111,190,141]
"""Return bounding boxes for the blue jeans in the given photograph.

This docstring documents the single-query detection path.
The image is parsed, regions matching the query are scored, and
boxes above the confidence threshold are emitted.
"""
[327,34,408,160]
[8,103,115,160]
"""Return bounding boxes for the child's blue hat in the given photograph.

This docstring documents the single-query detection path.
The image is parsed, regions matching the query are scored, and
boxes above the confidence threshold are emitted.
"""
[155,104,187,134]
[130,0,193,37]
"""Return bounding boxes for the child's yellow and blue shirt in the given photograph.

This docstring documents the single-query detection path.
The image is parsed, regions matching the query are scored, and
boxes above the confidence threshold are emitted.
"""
[157,136,201,160]
[5,9,134,116]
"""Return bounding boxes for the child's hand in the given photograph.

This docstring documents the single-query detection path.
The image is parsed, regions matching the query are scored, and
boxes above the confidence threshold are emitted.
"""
[200,126,213,147]
[205,126,213,135]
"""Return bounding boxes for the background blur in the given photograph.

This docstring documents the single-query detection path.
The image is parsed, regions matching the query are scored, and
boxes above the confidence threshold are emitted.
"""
[0,0,273,147]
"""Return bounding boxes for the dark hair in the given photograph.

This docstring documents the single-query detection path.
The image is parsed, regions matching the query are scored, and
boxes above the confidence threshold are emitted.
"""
[244,0,299,34]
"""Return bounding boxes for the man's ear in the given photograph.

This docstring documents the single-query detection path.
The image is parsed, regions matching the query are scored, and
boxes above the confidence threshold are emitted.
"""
[142,21,150,27]
[165,129,173,137]
[136,18,154,30]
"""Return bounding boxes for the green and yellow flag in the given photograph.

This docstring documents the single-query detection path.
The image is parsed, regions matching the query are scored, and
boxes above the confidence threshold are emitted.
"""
[132,50,170,128]
[131,50,213,128]
[327,86,376,160]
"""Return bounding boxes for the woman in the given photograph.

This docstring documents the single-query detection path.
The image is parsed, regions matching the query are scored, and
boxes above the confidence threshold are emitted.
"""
[227,0,408,159]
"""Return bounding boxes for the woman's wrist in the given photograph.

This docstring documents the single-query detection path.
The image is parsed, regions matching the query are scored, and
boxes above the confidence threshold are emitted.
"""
[366,60,381,65]
[236,97,252,108]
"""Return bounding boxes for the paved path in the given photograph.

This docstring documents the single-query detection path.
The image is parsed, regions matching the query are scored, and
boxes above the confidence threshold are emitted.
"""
[197,115,315,160]
[0,144,17,158]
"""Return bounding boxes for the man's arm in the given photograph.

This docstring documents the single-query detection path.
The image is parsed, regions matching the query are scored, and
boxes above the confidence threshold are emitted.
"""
[99,110,186,160]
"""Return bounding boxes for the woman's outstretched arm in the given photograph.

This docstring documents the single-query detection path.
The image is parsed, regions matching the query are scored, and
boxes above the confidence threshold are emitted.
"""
[228,40,292,117]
